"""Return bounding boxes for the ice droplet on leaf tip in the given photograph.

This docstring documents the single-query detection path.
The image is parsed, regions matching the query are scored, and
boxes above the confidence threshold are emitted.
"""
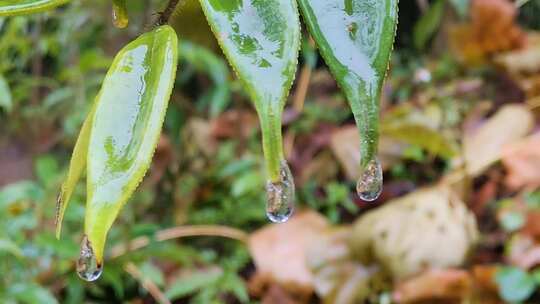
[266,161,295,223]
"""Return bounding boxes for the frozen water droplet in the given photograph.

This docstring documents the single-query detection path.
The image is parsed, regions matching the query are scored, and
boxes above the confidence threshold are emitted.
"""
[356,158,383,202]
[112,5,128,28]
[266,161,295,223]
[77,235,103,282]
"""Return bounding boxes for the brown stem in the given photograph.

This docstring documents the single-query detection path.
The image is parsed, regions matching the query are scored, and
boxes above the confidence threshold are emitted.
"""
[124,262,172,304]
[155,0,180,26]
[109,225,248,259]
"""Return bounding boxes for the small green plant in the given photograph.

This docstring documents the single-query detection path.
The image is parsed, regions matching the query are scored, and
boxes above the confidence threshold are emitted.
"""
[0,0,398,281]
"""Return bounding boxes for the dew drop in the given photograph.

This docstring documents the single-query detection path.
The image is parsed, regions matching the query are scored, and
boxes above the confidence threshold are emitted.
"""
[266,161,295,223]
[76,235,103,282]
[356,158,383,202]
[112,10,128,28]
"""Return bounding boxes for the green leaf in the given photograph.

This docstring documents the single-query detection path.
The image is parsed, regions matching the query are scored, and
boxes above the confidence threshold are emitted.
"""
[0,238,23,258]
[179,41,231,117]
[199,0,301,181]
[413,0,445,50]
[85,25,178,264]
[9,283,58,304]
[34,154,59,186]
[298,0,398,169]
[496,266,536,302]
[165,268,223,300]
[0,74,12,112]
[55,104,96,239]
[381,124,458,159]
[0,0,69,16]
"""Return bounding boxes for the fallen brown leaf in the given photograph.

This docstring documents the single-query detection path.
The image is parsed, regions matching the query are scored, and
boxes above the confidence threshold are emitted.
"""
[464,104,533,176]
[507,234,540,269]
[449,0,525,65]
[350,185,479,280]
[392,269,472,303]
[248,210,329,293]
[502,132,540,190]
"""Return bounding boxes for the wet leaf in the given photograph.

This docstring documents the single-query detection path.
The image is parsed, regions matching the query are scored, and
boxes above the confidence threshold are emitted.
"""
[85,25,178,264]
[199,0,300,182]
[0,0,69,16]
[298,0,398,170]
[55,104,96,238]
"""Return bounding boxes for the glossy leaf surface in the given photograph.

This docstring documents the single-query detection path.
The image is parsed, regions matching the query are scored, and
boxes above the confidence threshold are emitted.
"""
[199,0,300,181]
[86,25,178,263]
[298,0,398,169]
[0,0,69,16]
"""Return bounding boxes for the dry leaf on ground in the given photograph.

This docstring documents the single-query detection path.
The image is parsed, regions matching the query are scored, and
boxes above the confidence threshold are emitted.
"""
[349,185,479,280]
[248,211,329,294]
[496,33,540,75]
[392,269,472,303]
[464,104,533,176]
[449,0,525,65]
[306,228,389,304]
[502,132,540,190]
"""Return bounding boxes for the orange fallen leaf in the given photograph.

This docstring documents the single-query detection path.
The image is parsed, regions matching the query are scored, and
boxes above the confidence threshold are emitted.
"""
[392,269,472,303]
[449,0,525,65]
[248,211,329,293]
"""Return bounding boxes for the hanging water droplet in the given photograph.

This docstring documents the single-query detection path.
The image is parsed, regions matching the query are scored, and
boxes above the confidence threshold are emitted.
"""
[76,235,103,282]
[266,161,295,223]
[356,158,383,202]
[112,9,128,28]
[112,0,128,29]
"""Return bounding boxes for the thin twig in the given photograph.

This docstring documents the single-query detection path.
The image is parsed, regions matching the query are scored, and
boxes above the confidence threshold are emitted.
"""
[292,38,315,113]
[109,225,248,259]
[154,0,180,26]
[124,262,172,304]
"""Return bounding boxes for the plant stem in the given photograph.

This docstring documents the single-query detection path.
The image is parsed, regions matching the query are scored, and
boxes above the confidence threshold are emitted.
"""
[124,262,171,304]
[109,225,248,259]
[155,0,180,26]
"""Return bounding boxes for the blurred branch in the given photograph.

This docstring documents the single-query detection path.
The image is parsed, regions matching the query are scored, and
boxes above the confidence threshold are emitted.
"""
[292,65,312,112]
[110,225,248,259]
[155,0,181,26]
[124,262,171,304]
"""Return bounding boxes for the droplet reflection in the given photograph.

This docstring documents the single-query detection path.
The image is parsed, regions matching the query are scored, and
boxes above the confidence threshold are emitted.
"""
[77,235,103,282]
[356,158,383,202]
[266,161,295,223]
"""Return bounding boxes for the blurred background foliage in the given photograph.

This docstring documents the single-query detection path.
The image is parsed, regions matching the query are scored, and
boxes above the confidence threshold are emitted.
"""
[2,0,540,303]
